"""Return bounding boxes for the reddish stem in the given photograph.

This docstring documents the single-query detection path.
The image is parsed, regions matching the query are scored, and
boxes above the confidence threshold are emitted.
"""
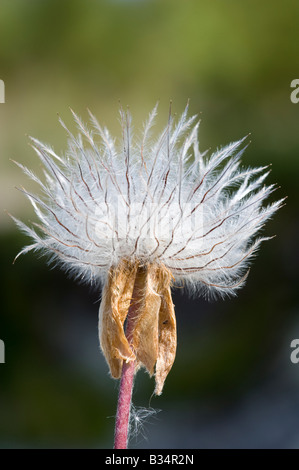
[113,272,141,449]
[113,358,135,449]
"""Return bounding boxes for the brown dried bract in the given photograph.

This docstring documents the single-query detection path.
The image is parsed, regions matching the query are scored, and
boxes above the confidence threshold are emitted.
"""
[99,259,138,378]
[98,259,177,395]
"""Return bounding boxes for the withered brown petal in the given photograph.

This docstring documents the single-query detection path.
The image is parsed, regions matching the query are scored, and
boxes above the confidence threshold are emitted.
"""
[99,260,138,378]
[154,278,177,396]
[99,260,177,393]
[132,264,161,375]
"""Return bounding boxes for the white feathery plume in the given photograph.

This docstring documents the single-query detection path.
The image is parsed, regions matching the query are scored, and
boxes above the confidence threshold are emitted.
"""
[13,104,283,298]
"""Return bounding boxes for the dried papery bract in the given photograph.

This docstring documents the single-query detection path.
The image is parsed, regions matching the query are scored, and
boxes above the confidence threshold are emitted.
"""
[155,272,176,396]
[99,260,138,378]
[99,260,176,395]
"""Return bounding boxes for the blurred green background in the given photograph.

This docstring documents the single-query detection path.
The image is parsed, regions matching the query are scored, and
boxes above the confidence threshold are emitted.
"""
[0,0,298,448]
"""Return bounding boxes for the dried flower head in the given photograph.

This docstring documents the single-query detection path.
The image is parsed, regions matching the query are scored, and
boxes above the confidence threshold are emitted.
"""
[13,104,283,396]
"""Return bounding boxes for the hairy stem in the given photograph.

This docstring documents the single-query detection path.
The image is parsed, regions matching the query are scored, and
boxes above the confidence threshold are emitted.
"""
[113,269,143,449]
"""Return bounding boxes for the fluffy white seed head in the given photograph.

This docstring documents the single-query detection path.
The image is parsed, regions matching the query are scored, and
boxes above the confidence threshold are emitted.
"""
[13,105,283,297]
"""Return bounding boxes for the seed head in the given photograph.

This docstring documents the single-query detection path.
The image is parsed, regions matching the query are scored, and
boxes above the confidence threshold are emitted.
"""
[13,104,283,393]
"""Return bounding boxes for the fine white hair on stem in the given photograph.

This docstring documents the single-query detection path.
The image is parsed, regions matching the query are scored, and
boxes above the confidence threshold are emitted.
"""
[128,405,161,445]
[13,104,284,297]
